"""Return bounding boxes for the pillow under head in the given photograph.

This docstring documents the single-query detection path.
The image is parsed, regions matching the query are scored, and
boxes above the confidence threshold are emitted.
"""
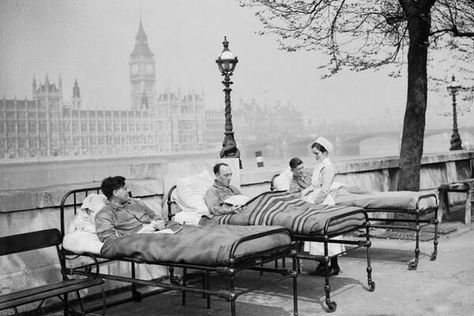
[175,170,214,216]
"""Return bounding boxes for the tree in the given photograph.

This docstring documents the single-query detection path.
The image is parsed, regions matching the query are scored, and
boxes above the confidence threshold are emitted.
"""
[239,0,474,190]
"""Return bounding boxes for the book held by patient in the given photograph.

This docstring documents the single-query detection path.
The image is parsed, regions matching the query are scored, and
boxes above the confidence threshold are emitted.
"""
[224,195,251,207]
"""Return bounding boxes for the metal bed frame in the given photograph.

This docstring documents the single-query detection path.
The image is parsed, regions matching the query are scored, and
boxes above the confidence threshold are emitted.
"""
[60,187,298,316]
[167,185,375,313]
[361,193,439,270]
[271,174,439,270]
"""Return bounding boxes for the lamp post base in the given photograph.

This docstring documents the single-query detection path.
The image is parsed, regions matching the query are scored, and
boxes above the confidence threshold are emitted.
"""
[220,134,242,169]
[450,129,463,151]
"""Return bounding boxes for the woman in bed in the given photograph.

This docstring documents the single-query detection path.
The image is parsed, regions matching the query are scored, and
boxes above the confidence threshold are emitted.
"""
[300,137,344,277]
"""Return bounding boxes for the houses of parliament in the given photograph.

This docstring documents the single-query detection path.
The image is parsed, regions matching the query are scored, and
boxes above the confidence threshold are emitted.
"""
[0,21,304,160]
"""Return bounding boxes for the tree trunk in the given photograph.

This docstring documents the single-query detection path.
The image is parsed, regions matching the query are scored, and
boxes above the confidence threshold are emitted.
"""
[397,1,433,191]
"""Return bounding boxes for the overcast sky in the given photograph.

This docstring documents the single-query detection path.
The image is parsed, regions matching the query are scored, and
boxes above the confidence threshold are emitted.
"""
[0,0,468,128]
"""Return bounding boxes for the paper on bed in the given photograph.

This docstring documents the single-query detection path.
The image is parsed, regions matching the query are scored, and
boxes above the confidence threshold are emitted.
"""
[224,195,250,207]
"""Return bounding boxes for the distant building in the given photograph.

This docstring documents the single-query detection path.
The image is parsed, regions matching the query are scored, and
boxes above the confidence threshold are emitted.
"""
[204,98,306,159]
[0,20,309,160]
[233,99,305,143]
[0,76,171,159]
[0,20,207,159]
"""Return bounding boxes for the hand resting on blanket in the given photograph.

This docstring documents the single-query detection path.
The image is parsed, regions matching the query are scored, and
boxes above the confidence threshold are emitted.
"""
[137,219,166,233]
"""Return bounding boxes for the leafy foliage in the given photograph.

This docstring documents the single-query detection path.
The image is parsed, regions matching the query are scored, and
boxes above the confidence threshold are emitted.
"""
[240,0,474,78]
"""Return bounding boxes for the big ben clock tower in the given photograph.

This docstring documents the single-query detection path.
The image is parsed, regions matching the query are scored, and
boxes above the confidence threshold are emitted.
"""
[129,19,156,110]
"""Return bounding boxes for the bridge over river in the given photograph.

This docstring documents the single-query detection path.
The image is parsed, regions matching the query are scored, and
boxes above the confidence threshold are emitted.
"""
[240,126,474,160]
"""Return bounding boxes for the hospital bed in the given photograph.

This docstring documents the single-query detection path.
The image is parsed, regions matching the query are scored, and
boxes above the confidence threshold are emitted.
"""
[167,186,375,313]
[271,174,439,270]
[59,187,298,316]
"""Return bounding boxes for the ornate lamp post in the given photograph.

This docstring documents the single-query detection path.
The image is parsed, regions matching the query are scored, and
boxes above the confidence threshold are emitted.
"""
[216,36,242,168]
[447,74,463,150]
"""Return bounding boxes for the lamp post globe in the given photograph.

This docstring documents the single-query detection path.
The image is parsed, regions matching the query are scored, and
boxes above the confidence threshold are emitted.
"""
[216,36,242,168]
[447,74,463,151]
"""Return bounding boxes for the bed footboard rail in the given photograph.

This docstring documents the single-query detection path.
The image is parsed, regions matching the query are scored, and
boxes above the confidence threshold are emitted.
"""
[364,191,439,270]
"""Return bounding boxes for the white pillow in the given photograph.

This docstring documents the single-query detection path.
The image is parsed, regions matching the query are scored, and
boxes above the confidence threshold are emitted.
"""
[68,193,107,234]
[273,168,293,191]
[175,170,214,216]
[63,231,104,255]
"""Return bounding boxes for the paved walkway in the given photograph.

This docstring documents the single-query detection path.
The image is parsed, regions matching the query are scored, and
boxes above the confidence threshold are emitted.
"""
[52,219,474,316]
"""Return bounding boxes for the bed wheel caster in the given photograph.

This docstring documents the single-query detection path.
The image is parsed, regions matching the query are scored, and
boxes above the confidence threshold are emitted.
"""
[408,260,418,270]
[368,281,376,292]
[325,300,337,313]
[430,252,437,261]
[132,290,142,302]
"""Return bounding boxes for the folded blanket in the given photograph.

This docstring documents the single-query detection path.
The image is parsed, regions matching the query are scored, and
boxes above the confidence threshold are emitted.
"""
[100,224,290,266]
[207,191,366,236]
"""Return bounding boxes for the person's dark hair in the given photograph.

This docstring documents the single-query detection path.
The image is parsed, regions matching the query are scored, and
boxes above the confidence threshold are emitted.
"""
[101,176,126,199]
[213,162,229,175]
[311,142,328,153]
[289,157,303,169]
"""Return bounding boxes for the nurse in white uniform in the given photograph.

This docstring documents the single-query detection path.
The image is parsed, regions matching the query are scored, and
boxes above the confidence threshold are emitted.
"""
[300,137,344,276]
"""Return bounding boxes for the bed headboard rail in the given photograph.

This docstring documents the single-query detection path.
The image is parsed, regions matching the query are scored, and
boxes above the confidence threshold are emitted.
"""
[59,187,101,238]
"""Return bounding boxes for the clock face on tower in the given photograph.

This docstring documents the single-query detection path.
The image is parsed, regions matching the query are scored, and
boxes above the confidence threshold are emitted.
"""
[146,64,154,75]
[131,64,139,75]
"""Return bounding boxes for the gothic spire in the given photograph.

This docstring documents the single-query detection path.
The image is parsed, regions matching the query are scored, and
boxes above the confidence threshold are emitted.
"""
[131,19,153,57]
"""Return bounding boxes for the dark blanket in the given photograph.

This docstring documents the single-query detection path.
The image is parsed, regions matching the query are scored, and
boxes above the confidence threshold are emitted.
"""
[100,224,290,266]
[208,191,366,236]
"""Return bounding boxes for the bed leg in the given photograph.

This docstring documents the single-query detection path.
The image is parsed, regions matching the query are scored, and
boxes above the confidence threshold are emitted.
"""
[408,216,420,270]
[63,292,68,316]
[431,207,439,261]
[323,274,336,312]
[229,274,236,316]
[131,262,142,301]
[296,241,303,273]
[323,241,336,313]
[292,251,299,316]
[205,271,211,308]
[100,282,106,316]
[365,224,375,291]
[182,268,187,306]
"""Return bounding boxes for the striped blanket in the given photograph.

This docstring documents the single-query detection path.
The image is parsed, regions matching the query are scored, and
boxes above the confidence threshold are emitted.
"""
[208,191,366,236]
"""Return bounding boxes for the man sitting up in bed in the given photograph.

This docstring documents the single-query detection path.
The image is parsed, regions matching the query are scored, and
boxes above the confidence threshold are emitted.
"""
[288,157,312,194]
[204,163,245,216]
[95,176,166,243]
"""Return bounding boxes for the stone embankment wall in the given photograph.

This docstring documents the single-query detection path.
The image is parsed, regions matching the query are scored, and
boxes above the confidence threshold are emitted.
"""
[0,151,472,314]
